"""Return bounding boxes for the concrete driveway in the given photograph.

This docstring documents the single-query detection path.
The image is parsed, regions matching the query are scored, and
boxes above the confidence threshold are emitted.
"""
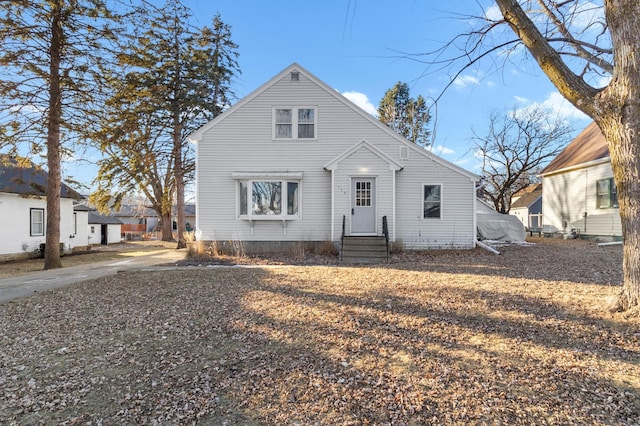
[0,248,187,304]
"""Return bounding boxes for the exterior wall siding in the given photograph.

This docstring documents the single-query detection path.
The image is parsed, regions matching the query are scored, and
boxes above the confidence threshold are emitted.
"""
[0,192,75,259]
[542,161,621,237]
[194,66,476,250]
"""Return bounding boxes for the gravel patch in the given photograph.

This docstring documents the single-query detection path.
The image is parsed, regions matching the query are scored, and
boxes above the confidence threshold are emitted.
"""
[1,238,638,425]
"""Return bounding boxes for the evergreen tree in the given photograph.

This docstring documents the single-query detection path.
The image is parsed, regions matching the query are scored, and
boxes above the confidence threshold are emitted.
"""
[0,0,127,269]
[91,1,240,246]
[377,82,431,147]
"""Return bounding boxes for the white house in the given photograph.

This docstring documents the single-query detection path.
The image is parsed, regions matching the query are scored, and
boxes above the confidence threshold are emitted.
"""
[539,122,621,239]
[510,184,542,232]
[88,211,123,245]
[0,157,83,261]
[189,63,478,254]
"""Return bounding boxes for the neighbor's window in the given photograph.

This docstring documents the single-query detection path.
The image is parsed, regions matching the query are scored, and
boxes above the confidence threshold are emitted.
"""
[30,208,44,236]
[273,107,316,139]
[238,179,300,218]
[423,185,442,218]
[597,178,618,209]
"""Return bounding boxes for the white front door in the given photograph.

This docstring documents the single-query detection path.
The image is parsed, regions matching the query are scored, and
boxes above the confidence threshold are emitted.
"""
[351,178,376,234]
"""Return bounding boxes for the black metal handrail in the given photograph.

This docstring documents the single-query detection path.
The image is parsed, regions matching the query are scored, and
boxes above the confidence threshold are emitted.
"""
[341,214,346,261]
[382,215,389,261]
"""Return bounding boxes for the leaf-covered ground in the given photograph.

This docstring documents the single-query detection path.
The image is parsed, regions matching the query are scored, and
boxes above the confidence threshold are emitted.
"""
[1,238,638,425]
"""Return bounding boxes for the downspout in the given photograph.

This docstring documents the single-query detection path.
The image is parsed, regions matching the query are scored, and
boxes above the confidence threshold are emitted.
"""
[392,170,396,242]
[330,169,335,241]
[472,183,477,246]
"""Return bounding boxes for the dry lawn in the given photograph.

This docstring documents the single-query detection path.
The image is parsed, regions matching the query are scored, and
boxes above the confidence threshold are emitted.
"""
[0,238,639,425]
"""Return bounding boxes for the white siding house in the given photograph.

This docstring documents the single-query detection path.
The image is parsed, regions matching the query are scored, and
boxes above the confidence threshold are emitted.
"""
[539,122,621,239]
[189,63,478,252]
[0,157,82,261]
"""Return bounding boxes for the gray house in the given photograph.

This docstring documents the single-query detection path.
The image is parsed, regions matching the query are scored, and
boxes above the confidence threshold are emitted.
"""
[189,63,478,253]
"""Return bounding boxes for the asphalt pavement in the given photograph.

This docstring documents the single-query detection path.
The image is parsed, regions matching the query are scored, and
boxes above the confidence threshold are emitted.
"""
[0,248,187,304]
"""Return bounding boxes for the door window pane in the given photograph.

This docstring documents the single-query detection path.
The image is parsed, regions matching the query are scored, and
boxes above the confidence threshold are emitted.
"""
[355,181,372,207]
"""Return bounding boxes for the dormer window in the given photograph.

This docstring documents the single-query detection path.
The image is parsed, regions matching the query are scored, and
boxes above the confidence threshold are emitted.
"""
[273,107,317,140]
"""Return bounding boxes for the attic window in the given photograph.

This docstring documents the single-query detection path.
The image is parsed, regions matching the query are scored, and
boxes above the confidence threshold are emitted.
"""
[290,71,299,81]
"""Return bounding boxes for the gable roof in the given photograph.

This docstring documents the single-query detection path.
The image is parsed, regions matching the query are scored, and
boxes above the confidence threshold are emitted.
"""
[88,211,122,225]
[188,62,478,182]
[324,140,404,171]
[0,156,83,199]
[511,186,542,209]
[540,122,609,176]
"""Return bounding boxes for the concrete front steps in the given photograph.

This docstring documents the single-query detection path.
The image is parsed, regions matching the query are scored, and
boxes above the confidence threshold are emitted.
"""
[340,236,388,264]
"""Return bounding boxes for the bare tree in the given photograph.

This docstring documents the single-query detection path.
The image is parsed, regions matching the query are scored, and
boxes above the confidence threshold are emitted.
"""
[423,1,638,311]
[475,105,573,213]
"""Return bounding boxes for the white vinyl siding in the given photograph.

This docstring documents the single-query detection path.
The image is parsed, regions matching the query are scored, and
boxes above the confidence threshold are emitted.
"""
[194,66,476,248]
[542,161,621,237]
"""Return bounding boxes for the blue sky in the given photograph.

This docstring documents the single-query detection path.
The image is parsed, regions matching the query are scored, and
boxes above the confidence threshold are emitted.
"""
[183,0,591,166]
[63,0,594,189]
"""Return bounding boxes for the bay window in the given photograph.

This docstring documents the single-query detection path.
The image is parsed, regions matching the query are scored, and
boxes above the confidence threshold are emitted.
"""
[236,175,301,219]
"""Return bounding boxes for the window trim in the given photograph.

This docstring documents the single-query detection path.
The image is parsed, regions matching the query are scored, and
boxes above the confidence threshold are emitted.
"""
[422,184,443,219]
[272,106,317,140]
[30,208,45,236]
[596,177,618,209]
[236,178,302,220]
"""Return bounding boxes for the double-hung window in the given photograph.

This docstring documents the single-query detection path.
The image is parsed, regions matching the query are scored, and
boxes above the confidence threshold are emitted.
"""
[273,107,316,140]
[423,185,442,219]
[30,208,44,236]
[236,175,301,219]
[596,178,618,209]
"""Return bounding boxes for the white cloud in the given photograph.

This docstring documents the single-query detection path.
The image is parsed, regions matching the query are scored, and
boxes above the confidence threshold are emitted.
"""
[429,144,455,156]
[342,91,378,116]
[514,95,529,104]
[484,5,502,21]
[539,92,589,121]
[452,74,480,89]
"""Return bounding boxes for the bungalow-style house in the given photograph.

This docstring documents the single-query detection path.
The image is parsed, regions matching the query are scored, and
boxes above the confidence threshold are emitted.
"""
[539,122,621,239]
[88,211,123,245]
[510,184,542,232]
[189,63,478,255]
[0,156,83,261]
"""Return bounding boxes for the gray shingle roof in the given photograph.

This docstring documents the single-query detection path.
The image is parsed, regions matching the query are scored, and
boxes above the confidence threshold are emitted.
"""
[0,156,83,199]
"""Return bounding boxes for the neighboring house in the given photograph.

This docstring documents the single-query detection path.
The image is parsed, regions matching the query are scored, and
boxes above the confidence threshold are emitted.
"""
[0,156,83,261]
[88,211,123,245]
[72,203,92,251]
[113,204,160,239]
[539,122,621,239]
[510,184,542,230]
[189,63,478,252]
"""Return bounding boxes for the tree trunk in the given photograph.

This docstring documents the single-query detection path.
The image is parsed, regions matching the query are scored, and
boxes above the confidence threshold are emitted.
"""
[174,116,186,249]
[44,1,63,270]
[495,0,640,311]
[599,118,640,310]
[161,210,173,242]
